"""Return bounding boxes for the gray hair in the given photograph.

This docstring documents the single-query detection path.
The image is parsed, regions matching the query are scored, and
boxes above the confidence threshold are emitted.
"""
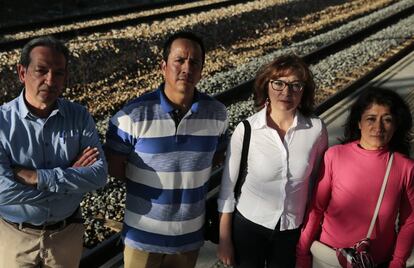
[20,36,70,68]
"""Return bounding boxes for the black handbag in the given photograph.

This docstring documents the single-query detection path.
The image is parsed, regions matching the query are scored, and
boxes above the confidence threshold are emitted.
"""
[204,120,251,244]
[336,238,375,268]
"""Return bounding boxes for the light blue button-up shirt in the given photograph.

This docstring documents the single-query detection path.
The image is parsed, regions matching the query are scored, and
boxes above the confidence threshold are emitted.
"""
[0,91,107,225]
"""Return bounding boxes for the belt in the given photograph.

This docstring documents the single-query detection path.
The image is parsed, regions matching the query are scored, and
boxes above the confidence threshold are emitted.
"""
[3,208,84,231]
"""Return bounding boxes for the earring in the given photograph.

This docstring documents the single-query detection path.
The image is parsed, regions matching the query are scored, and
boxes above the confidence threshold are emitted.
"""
[266,98,271,114]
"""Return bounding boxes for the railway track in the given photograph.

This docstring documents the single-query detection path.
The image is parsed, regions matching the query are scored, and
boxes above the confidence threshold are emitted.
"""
[1,0,413,260]
[0,0,251,51]
[0,0,406,115]
[78,2,414,265]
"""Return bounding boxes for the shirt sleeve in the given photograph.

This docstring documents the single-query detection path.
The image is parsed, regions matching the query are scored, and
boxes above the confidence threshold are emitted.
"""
[0,142,55,205]
[217,121,245,213]
[389,164,414,268]
[308,124,329,201]
[36,111,107,194]
[296,148,334,268]
[105,109,135,155]
[216,115,229,153]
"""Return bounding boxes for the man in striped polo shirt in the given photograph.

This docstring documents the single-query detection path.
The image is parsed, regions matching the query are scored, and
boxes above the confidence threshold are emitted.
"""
[105,31,228,268]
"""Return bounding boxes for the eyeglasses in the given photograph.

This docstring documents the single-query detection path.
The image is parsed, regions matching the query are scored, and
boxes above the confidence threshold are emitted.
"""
[269,79,304,93]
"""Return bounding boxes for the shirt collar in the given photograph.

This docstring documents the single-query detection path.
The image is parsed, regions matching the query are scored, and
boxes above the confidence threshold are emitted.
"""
[17,90,30,119]
[252,106,268,129]
[55,99,66,118]
[158,83,200,114]
[17,89,64,119]
[252,105,310,130]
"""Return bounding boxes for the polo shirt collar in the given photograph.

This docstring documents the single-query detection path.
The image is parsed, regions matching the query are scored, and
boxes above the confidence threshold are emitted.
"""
[158,83,200,114]
[17,89,64,119]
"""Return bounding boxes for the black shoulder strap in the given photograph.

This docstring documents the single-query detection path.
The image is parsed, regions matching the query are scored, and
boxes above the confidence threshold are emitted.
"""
[234,120,251,199]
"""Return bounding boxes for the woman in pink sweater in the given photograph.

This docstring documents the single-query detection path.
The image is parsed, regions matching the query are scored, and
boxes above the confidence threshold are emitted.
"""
[296,87,414,268]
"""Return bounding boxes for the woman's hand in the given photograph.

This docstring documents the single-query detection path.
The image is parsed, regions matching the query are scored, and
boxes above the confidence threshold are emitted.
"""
[217,212,235,266]
[217,237,235,266]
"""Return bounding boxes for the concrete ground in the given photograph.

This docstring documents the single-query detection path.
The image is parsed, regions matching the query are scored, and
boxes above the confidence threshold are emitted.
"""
[195,242,414,268]
[195,241,219,268]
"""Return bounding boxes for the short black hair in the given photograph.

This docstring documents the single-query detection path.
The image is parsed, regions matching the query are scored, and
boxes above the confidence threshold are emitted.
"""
[162,31,205,65]
[20,36,70,68]
[343,87,413,155]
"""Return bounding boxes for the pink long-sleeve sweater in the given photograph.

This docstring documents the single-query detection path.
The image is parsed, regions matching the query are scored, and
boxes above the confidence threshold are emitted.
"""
[296,141,414,268]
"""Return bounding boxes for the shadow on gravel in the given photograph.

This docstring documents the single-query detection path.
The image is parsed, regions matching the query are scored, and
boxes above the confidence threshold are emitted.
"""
[0,0,376,112]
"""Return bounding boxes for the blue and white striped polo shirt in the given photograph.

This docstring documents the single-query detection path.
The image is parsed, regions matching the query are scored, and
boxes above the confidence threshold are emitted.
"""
[106,85,228,253]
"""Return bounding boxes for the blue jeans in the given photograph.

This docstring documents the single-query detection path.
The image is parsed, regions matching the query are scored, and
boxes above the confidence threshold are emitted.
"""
[232,210,301,268]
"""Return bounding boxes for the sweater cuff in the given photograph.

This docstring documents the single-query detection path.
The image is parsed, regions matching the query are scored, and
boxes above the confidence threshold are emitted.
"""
[388,259,405,268]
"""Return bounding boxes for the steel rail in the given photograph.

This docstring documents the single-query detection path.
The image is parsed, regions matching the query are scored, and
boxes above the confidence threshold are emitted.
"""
[0,0,192,35]
[213,4,414,106]
[0,0,251,52]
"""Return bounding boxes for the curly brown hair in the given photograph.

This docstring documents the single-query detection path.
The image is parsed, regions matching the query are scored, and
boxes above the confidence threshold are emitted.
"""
[253,54,316,116]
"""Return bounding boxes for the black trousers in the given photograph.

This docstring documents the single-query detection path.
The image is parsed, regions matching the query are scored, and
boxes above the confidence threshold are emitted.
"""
[232,210,301,268]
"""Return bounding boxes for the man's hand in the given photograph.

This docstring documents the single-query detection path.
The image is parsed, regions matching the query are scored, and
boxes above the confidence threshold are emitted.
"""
[105,149,127,180]
[212,149,226,168]
[72,146,99,167]
[13,167,38,186]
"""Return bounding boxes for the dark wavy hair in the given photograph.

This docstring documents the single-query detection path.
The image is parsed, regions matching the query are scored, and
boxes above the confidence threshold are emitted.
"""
[253,54,316,116]
[343,87,413,155]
